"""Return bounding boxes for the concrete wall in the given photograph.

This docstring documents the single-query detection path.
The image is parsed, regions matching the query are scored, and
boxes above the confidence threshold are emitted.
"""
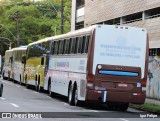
[85,0,160,26]
[122,17,160,48]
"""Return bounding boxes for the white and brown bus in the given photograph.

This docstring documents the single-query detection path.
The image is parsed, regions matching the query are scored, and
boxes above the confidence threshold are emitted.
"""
[43,25,149,110]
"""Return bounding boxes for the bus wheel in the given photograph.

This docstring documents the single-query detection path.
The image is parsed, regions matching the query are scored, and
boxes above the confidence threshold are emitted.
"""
[3,73,7,80]
[68,85,74,105]
[19,75,22,85]
[107,102,129,111]
[37,78,42,92]
[35,81,39,92]
[26,84,30,89]
[118,103,129,111]
[0,84,3,97]
[73,87,82,106]
[48,82,54,97]
[73,87,78,106]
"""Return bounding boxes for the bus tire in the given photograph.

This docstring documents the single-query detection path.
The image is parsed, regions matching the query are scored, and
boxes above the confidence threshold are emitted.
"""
[3,73,7,80]
[19,75,22,85]
[107,102,129,111]
[48,81,54,97]
[68,84,74,105]
[38,77,42,92]
[118,103,129,111]
[73,86,82,106]
[13,79,16,83]
[0,84,3,97]
[26,83,30,89]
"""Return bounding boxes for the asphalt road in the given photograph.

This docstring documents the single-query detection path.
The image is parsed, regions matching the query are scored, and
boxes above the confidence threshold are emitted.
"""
[0,78,159,121]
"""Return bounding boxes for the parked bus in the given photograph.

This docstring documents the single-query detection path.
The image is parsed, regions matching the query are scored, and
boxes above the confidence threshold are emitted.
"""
[2,49,13,80]
[10,46,27,84]
[24,37,51,91]
[43,25,149,110]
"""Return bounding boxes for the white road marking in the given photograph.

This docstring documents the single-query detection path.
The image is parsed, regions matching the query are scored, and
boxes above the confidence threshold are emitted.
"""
[119,118,129,121]
[10,103,20,108]
[24,89,28,91]
[0,97,6,100]
[16,86,20,87]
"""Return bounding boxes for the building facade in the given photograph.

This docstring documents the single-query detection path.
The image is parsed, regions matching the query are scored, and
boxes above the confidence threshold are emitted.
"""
[71,0,160,100]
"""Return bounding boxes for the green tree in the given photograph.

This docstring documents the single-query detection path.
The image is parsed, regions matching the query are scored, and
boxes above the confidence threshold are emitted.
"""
[0,0,71,56]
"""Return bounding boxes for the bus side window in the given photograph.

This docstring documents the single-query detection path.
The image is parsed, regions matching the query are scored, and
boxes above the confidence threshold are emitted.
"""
[58,40,63,54]
[64,39,71,54]
[54,41,59,55]
[84,35,90,53]
[62,39,66,54]
[77,37,83,54]
[70,38,76,54]
[68,38,72,54]
[74,37,78,54]
[51,41,55,55]
[81,36,86,53]
[157,48,160,56]
[59,40,65,54]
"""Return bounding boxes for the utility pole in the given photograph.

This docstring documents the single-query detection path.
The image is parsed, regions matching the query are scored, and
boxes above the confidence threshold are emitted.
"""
[14,10,20,47]
[61,0,64,34]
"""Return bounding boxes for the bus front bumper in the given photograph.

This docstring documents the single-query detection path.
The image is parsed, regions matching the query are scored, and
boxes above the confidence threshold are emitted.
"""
[86,89,146,104]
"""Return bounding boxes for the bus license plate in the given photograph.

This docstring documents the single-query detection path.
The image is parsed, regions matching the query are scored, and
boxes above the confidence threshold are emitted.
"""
[118,83,128,87]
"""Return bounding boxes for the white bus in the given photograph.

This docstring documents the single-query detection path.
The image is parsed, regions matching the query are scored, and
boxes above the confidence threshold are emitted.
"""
[3,49,13,80]
[11,46,27,84]
[43,25,148,110]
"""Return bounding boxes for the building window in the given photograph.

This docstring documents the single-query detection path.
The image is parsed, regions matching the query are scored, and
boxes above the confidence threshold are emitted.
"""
[123,12,142,24]
[77,0,84,8]
[145,7,160,19]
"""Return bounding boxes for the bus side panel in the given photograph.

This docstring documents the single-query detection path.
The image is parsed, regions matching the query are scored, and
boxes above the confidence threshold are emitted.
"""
[25,58,41,86]
[46,55,87,100]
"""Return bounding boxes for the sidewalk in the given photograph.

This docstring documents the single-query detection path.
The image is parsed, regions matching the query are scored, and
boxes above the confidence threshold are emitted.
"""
[145,98,160,105]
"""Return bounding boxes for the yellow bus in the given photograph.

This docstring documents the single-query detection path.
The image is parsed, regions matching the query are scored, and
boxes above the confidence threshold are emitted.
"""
[11,46,27,84]
[2,49,13,80]
[24,37,51,91]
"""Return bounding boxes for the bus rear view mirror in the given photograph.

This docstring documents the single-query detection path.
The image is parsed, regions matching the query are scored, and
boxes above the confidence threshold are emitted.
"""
[41,57,44,65]
[9,56,13,63]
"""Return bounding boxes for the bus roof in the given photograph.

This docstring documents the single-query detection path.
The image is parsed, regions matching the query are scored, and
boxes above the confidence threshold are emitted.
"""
[52,25,96,40]
[5,46,27,52]
[28,36,53,46]
[27,25,146,46]
[5,49,13,52]
[28,25,97,46]
[12,46,27,51]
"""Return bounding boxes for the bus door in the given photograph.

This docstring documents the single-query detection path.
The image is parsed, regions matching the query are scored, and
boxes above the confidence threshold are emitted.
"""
[41,54,49,76]
[9,56,13,79]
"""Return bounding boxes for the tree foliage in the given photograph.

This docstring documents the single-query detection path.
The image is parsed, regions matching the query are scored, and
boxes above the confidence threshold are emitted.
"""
[0,0,71,55]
